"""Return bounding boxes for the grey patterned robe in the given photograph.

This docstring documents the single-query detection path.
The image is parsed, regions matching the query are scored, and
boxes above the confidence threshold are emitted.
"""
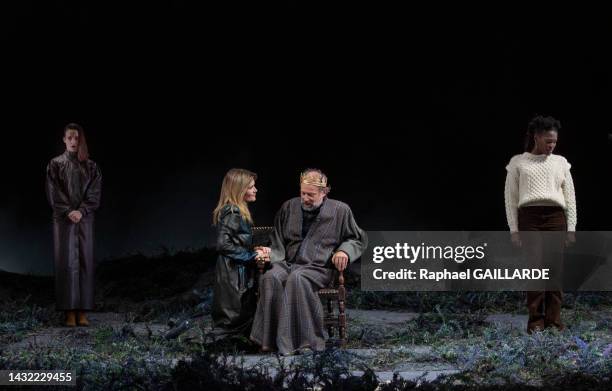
[46,151,102,311]
[250,197,367,354]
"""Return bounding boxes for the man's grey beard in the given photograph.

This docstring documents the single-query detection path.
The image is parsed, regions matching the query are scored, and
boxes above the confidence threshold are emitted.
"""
[301,200,323,211]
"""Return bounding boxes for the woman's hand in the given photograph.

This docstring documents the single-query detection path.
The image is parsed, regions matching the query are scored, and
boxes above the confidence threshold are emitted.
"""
[255,248,271,263]
[68,210,83,224]
[260,247,271,257]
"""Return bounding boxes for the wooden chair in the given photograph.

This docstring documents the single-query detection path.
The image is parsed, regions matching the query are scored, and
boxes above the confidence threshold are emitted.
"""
[252,226,348,347]
[317,269,348,347]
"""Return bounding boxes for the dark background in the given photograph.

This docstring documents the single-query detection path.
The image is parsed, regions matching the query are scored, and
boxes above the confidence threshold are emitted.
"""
[1,3,610,274]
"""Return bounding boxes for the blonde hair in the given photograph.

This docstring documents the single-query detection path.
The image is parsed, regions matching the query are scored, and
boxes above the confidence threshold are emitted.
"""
[212,168,257,225]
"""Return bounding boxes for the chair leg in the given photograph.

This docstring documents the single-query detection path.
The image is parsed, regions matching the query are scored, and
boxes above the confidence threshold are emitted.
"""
[338,301,346,346]
[326,299,334,338]
[338,271,347,347]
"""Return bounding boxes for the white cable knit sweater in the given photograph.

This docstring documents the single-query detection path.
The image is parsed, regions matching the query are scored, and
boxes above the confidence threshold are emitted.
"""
[504,152,577,232]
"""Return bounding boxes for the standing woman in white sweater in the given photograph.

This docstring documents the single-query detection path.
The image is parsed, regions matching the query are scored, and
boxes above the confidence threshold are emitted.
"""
[504,115,577,333]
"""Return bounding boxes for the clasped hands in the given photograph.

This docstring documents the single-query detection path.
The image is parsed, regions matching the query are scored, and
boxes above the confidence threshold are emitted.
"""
[67,210,83,224]
[254,246,271,263]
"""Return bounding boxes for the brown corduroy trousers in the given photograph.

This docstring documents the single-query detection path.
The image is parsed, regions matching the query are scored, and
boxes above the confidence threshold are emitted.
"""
[518,206,567,333]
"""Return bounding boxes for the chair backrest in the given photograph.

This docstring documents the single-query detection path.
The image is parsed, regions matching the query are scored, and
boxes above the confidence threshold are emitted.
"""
[252,226,274,247]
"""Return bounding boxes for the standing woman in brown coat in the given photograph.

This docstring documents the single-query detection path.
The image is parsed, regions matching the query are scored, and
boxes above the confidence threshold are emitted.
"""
[46,123,102,327]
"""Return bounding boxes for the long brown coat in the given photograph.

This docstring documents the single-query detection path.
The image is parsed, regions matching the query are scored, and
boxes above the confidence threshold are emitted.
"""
[46,151,102,311]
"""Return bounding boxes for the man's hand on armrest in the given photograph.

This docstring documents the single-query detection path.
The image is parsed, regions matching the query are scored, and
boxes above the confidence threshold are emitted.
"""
[332,251,349,271]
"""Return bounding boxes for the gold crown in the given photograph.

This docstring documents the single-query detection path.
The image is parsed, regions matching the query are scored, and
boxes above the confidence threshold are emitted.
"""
[300,172,328,187]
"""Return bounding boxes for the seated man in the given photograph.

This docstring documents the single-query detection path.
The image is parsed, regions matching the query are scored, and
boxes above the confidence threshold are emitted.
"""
[250,168,367,354]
